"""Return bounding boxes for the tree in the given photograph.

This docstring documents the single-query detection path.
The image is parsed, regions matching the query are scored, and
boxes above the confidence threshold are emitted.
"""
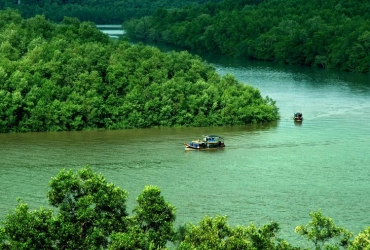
[133,186,177,249]
[350,227,370,250]
[47,166,129,249]
[0,200,55,250]
[295,210,352,250]
[177,215,298,250]
[123,0,370,73]
[5,166,370,250]
[0,166,179,249]
[177,215,244,250]
[0,9,280,132]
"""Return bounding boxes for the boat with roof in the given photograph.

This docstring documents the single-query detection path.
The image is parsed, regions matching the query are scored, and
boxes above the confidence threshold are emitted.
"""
[184,135,225,150]
[294,112,303,122]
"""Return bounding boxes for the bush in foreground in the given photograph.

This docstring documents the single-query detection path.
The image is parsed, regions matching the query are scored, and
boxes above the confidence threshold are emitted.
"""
[2,166,369,249]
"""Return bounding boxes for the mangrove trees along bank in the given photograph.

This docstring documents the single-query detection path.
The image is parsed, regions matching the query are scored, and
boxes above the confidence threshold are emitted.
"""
[0,0,223,23]
[124,0,370,73]
[0,9,279,133]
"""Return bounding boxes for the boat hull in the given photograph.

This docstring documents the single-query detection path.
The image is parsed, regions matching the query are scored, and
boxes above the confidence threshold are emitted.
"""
[184,142,225,150]
[184,145,225,150]
[294,118,303,122]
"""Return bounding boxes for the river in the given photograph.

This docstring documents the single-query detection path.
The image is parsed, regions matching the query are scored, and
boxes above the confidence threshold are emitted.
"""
[0,27,369,247]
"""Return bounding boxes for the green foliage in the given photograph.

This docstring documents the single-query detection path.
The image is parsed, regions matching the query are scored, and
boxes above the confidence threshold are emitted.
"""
[0,0,223,23]
[108,226,148,250]
[295,210,353,250]
[1,166,370,250]
[177,215,298,250]
[133,186,177,249]
[0,9,279,133]
[0,200,54,250]
[177,215,237,250]
[108,186,177,250]
[47,166,129,249]
[349,227,370,250]
[125,0,370,73]
[0,166,178,249]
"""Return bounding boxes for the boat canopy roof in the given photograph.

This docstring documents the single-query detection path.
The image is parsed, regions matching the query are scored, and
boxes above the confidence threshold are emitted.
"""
[202,135,223,142]
[204,135,222,138]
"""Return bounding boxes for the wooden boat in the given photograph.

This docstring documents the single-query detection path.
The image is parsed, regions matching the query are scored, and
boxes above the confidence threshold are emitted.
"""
[294,112,303,122]
[184,135,225,150]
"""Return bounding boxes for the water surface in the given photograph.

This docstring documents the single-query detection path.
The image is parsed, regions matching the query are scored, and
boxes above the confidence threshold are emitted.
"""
[1,37,370,246]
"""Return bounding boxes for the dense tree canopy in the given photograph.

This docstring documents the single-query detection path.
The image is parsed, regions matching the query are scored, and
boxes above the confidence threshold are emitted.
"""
[0,9,279,133]
[2,166,370,249]
[124,0,370,73]
[0,0,223,23]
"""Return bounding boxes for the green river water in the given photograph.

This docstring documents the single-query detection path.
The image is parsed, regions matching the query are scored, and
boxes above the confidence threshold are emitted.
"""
[1,31,370,246]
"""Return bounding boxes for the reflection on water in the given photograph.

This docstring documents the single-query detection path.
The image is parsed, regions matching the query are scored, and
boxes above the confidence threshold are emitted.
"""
[1,41,370,246]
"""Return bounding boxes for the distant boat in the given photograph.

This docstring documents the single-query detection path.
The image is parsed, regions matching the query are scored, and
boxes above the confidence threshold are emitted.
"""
[184,135,225,150]
[294,112,303,122]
